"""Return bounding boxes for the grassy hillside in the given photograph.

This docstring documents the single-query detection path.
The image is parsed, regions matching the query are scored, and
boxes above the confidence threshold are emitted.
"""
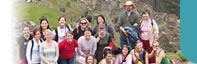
[16,2,72,28]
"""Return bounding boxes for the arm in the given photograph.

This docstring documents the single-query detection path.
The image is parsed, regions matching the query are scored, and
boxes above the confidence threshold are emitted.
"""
[16,44,22,63]
[156,50,165,64]
[68,24,73,31]
[145,52,149,64]
[39,43,50,64]
[54,43,59,63]
[77,38,85,56]
[92,37,97,55]
[96,33,100,43]
[152,20,159,40]
[131,50,138,64]
[120,26,129,37]
[107,25,114,38]
[26,41,32,64]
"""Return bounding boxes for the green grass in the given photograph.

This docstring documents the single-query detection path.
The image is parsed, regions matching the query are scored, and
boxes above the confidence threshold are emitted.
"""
[166,52,187,62]
[16,2,64,28]
[49,0,85,15]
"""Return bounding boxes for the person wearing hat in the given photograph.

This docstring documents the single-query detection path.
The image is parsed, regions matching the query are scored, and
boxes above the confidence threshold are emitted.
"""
[95,24,113,64]
[116,0,140,48]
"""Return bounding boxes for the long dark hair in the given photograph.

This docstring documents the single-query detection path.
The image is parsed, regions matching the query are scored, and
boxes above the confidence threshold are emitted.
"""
[96,15,106,24]
[39,16,50,38]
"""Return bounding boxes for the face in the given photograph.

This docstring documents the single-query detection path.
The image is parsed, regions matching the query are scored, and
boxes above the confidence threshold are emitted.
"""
[122,47,129,56]
[66,33,73,43]
[45,32,52,41]
[84,31,91,40]
[34,31,41,40]
[99,27,105,35]
[80,20,88,29]
[125,5,133,12]
[153,43,160,50]
[136,43,143,51]
[23,27,30,35]
[105,53,113,62]
[143,12,149,20]
[41,20,48,30]
[97,16,104,24]
[87,56,94,64]
[59,17,66,26]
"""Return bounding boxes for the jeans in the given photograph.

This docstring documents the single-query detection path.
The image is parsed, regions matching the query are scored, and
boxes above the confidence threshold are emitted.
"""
[59,57,74,64]
[120,39,127,48]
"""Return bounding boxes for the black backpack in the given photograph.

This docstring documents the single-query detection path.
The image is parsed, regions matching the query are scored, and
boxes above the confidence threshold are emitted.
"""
[54,24,71,42]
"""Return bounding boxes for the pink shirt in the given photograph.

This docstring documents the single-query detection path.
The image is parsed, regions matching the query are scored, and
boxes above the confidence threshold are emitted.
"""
[140,20,149,40]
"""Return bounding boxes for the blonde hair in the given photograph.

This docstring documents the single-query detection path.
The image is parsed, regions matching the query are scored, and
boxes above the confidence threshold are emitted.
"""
[44,29,52,35]
[79,18,91,27]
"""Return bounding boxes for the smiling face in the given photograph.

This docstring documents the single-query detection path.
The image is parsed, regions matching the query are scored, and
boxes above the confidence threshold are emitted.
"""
[66,32,73,43]
[84,31,91,40]
[87,56,94,64]
[41,20,48,30]
[136,43,143,52]
[34,31,41,40]
[23,27,30,36]
[59,17,66,26]
[105,53,113,62]
[45,31,52,41]
[143,12,150,20]
[125,5,133,12]
[122,47,129,56]
[97,16,104,24]
[80,20,88,29]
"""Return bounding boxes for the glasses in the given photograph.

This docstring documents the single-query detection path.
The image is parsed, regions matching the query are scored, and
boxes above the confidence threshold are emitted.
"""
[153,44,159,47]
[80,22,87,25]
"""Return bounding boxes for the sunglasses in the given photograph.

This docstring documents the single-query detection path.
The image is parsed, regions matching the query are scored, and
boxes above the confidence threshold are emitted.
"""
[153,44,159,47]
[80,22,87,24]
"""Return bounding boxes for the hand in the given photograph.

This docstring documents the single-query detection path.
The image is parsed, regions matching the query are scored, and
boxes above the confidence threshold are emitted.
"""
[20,58,25,64]
[133,23,138,26]
[82,54,87,58]
[123,31,129,37]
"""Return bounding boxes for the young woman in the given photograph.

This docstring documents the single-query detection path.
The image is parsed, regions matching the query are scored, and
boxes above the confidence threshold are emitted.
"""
[17,24,33,64]
[131,41,149,64]
[26,28,42,64]
[73,18,91,40]
[76,28,97,64]
[99,47,114,64]
[95,24,113,63]
[93,15,114,38]
[40,29,59,64]
[39,17,51,41]
[83,54,95,64]
[115,45,132,64]
[53,16,73,43]
[58,31,78,64]
[139,10,159,63]
[148,41,172,64]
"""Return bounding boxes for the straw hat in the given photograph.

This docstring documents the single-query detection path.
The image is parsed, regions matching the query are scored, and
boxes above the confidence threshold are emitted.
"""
[123,1,135,9]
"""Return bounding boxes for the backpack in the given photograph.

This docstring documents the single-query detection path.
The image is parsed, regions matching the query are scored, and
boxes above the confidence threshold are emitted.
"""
[30,39,43,60]
[54,24,71,42]
[134,49,146,64]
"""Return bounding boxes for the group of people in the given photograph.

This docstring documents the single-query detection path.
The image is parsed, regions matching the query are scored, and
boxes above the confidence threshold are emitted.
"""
[16,0,173,64]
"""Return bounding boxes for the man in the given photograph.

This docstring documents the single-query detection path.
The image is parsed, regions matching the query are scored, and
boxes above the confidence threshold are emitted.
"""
[16,24,33,64]
[116,1,140,48]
